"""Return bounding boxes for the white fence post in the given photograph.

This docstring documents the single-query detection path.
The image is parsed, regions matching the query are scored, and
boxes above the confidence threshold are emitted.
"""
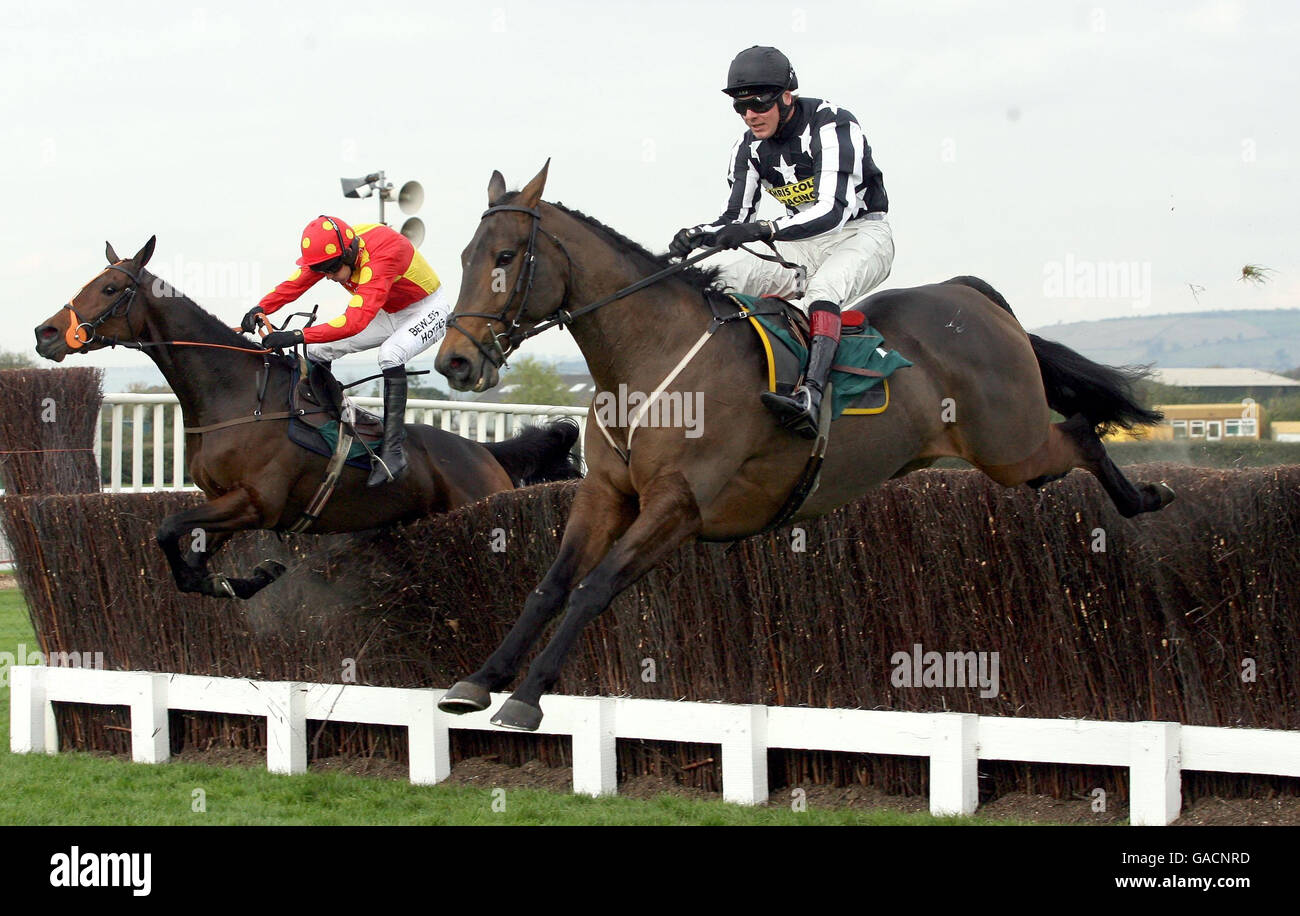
[92,405,103,480]
[1130,721,1181,826]
[265,682,308,775]
[172,402,185,489]
[152,403,165,488]
[131,403,145,491]
[930,712,979,817]
[131,672,170,764]
[110,404,124,492]
[408,692,450,786]
[720,704,768,805]
[9,666,49,754]
[570,697,618,797]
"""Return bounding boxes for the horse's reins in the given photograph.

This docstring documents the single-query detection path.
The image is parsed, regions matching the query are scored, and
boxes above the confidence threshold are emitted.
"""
[448,203,804,372]
[63,266,291,356]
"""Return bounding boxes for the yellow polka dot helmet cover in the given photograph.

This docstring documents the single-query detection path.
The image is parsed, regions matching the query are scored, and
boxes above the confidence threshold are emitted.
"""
[296,215,358,267]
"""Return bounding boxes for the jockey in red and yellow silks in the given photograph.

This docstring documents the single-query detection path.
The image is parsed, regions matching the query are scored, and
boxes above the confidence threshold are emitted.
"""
[245,216,451,486]
[258,220,441,344]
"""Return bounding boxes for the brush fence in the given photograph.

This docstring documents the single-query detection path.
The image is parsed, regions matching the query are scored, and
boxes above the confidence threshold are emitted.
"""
[11,665,1300,825]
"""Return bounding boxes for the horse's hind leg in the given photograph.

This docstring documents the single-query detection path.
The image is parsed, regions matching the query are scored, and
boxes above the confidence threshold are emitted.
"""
[438,477,638,714]
[1061,415,1175,518]
[979,414,1175,518]
[156,490,287,599]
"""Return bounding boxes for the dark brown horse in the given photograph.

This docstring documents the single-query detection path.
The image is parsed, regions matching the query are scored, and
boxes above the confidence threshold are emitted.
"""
[34,236,580,599]
[431,163,1175,732]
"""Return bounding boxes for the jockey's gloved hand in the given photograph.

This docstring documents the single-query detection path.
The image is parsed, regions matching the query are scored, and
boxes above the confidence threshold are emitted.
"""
[261,328,303,350]
[241,306,266,333]
[713,220,776,250]
[669,226,712,259]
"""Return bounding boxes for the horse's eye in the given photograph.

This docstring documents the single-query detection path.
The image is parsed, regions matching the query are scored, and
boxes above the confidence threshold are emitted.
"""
[496,250,516,267]
[104,286,117,295]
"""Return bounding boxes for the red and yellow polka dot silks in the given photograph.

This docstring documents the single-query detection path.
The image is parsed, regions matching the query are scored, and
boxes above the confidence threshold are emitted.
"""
[260,222,441,345]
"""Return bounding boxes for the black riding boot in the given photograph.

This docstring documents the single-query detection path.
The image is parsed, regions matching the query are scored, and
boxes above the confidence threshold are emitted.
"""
[761,301,841,439]
[367,366,409,486]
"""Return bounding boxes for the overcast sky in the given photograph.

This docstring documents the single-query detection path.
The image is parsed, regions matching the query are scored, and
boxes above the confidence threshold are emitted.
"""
[4,0,1296,373]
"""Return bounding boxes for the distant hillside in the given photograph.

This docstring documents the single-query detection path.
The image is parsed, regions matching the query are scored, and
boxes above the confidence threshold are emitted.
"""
[1028,309,1300,371]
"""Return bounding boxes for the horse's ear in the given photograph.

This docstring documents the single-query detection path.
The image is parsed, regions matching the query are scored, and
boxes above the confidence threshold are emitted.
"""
[487,170,507,205]
[106,241,120,264]
[518,159,550,209]
[132,236,156,270]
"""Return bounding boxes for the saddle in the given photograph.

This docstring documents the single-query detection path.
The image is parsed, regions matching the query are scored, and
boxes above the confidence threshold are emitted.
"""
[287,360,384,469]
[724,293,913,418]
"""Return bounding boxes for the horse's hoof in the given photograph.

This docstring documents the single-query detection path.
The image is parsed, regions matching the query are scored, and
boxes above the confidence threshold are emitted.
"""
[203,574,237,599]
[438,681,491,714]
[491,698,543,732]
[255,559,288,581]
[1145,481,1176,511]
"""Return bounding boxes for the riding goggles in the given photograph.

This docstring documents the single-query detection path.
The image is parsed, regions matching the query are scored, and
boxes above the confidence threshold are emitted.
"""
[732,89,782,114]
[310,256,345,274]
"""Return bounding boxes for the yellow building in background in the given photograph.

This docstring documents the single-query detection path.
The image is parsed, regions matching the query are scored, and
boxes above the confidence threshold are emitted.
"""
[1107,403,1265,442]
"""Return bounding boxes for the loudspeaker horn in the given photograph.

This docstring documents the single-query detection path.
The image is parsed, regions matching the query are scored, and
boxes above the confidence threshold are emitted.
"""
[340,176,376,199]
[398,180,424,215]
[400,217,426,247]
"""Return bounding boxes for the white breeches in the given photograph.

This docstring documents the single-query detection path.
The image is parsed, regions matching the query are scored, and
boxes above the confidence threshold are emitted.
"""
[714,217,895,310]
[306,286,451,370]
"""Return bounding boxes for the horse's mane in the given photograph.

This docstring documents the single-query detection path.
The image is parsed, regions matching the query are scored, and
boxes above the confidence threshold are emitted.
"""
[497,193,724,296]
[144,270,291,361]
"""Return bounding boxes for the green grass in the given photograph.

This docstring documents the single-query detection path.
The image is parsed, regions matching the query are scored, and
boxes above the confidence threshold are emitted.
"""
[0,587,1047,825]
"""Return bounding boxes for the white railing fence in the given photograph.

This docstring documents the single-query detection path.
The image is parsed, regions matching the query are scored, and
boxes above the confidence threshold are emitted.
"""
[11,665,1300,825]
[92,393,587,493]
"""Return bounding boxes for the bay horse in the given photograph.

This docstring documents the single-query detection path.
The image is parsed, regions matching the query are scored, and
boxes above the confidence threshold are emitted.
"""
[34,236,581,599]
[432,162,1175,732]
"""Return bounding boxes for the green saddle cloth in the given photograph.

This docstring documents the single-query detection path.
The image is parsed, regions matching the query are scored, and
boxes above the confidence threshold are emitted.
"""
[729,294,913,420]
[314,419,382,463]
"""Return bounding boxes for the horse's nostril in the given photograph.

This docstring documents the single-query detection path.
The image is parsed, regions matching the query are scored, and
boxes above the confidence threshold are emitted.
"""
[36,326,57,342]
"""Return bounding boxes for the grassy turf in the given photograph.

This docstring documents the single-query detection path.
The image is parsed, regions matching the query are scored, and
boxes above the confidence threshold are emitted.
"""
[0,588,1047,825]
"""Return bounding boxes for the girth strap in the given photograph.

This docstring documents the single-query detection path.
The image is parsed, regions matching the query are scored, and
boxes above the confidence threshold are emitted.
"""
[183,408,325,435]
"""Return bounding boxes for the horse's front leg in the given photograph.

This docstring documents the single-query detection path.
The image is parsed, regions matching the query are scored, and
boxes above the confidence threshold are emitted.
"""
[439,477,637,714]
[492,470,703,731]
[156,489,286,599]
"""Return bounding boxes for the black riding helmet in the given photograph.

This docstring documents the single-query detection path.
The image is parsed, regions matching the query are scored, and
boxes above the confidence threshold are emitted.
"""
[723,45,798,97]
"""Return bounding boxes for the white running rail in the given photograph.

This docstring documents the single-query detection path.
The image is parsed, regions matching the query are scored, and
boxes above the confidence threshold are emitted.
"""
[10,665,1300,824]
[90,393,587,492]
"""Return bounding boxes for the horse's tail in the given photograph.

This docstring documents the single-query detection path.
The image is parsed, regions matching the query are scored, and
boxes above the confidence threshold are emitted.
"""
[945,275,1163,435]
[1026,335,1163,434]
[484,417,583,486]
